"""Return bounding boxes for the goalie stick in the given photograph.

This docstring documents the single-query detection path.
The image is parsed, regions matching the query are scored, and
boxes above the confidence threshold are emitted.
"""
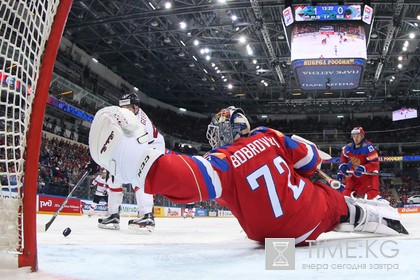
[290,134,341,189]
[43,171,89,232]
[316,168,342,190]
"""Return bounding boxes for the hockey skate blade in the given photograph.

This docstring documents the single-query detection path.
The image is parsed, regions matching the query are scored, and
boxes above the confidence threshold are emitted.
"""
[128,224,155,234]
[98,223,120,230]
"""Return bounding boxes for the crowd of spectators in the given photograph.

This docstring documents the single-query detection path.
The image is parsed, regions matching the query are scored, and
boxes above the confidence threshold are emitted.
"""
[258,115,419,149]
[396,174,420,205]
[37,135,90,196]
[43,97,420,158]
[380,187,397,207]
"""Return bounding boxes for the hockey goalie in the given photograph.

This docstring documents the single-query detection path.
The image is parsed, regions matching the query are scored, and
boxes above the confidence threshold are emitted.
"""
[89,106,408,244]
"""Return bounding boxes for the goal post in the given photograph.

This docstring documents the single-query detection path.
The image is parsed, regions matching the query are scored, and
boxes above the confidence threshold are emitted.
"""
[0,0,73,272]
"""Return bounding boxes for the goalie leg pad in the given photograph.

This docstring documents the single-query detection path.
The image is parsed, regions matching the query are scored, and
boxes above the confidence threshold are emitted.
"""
[89,106,163,186]
[336,196,408,235]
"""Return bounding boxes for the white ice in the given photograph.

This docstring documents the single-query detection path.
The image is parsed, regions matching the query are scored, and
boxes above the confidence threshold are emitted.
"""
[1,213,419,280]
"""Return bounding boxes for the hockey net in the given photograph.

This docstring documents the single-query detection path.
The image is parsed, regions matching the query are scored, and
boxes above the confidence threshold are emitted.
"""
[0,0,72,271]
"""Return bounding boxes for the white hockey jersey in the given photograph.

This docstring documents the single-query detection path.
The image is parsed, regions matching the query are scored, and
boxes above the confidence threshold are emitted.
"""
[137,108,165,152]
[91,175,108,196]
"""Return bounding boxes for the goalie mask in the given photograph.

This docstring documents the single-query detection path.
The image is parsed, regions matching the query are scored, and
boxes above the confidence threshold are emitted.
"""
[206,106,251,149]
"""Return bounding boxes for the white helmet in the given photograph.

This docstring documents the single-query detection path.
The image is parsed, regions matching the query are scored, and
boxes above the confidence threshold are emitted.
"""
[206,106,250,149]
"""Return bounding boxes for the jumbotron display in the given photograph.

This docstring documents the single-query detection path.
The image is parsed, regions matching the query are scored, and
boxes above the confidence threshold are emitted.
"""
[291,21,367,90]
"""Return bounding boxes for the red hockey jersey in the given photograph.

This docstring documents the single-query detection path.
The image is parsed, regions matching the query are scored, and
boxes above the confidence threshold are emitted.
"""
[340,140,380,198]
[145,127,347,243]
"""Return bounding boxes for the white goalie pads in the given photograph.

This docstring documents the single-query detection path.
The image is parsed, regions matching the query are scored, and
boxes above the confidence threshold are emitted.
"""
[89,106,163,187]
[336,196,407,236]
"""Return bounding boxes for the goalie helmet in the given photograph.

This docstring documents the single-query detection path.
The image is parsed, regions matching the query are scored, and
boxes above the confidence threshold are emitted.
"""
[119,93,140,107]
[351,126,365,136]
[206,106,250,149]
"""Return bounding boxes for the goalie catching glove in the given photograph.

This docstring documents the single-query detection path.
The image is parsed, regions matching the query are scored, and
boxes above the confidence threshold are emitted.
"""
[89,106,163,187]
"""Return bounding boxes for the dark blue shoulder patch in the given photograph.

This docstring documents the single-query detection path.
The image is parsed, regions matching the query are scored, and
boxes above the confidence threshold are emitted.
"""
[205,154,230,172]
[284,136,298,149]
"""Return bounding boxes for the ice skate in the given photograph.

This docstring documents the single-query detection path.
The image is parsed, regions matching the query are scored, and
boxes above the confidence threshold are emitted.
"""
[98,213,120,230]
[128,213,155,233]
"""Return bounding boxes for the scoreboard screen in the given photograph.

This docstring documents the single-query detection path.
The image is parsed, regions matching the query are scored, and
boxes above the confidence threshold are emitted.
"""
[291,21,366,90]
[392,107,418,122]
[294,5,362,21]
[291,22,366,61]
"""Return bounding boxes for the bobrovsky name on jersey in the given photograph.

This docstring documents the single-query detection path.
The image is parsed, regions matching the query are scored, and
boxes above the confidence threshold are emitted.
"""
[231,136,280,168]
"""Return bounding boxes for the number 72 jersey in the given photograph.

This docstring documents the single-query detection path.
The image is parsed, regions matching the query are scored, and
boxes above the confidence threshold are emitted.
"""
[144,127,347,243]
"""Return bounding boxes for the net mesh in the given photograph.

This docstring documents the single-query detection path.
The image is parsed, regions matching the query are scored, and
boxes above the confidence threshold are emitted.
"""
[0,0,61,251]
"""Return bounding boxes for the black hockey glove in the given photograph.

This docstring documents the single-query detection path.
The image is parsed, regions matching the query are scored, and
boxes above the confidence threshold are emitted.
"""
[86,158,100,175]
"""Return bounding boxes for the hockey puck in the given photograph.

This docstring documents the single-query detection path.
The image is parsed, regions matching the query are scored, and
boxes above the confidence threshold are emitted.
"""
[62,227,71,237]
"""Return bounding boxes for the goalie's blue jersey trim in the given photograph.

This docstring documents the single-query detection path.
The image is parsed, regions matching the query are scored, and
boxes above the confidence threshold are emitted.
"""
[298,145,319,171]
[284,136,299,149]
[206,155,230,172]
[192,157,216,199]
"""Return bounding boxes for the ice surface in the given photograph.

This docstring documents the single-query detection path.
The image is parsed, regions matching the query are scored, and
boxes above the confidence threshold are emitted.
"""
[1,213,419,280]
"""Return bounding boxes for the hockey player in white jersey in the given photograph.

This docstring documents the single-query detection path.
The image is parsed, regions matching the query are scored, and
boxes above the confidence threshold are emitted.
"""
[183,203,196,219]
[88,169,109,217]
[98,93,164,232]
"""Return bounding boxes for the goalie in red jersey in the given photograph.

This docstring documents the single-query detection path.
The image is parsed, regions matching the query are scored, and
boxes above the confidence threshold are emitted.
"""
[89,106,407,244]
[336,127,380,199]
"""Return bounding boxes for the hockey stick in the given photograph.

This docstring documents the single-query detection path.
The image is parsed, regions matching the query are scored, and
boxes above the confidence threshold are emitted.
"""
[291,135,341,189]
[43,171,89,232]
[347,170,380,176]
[316,169,342,190]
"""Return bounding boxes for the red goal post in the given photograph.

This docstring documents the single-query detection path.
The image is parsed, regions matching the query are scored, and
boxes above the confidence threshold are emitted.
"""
[0,0,73,271]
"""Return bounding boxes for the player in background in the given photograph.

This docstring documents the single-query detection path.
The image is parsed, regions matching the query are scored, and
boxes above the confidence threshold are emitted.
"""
[336,127,380,199]
[183,203,196,219]
[97,175,123,230]
[89,106,407,244]
[88,169,109,217]
[98,93,165,232]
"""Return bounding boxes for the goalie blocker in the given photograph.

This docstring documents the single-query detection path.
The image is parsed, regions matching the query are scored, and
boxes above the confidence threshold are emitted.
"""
[89,106,408,238]
[89,106,163,188]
